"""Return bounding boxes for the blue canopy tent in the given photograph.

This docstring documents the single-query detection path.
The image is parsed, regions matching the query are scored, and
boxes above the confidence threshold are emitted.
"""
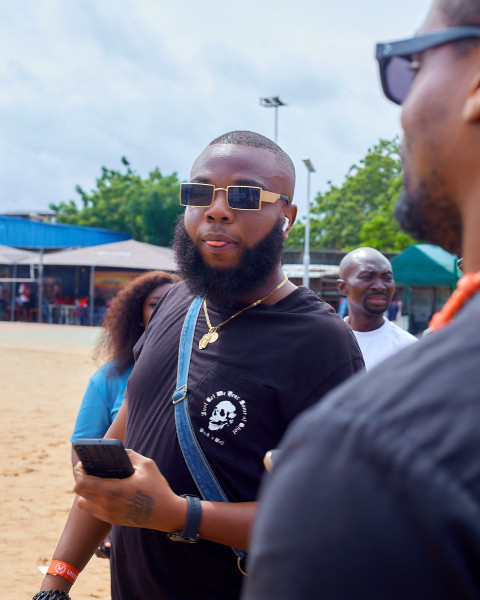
[0,217,130,323]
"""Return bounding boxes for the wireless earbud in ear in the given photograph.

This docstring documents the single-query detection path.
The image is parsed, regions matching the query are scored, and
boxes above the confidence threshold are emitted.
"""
[282,217,290,232]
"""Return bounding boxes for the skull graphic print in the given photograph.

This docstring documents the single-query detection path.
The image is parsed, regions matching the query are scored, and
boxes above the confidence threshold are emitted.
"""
[209,400,237,431]
[199,390,248,447]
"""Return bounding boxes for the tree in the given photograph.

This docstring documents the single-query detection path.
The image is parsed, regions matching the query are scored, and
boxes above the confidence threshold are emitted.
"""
[286,138,418,252]
[49,158,183,246]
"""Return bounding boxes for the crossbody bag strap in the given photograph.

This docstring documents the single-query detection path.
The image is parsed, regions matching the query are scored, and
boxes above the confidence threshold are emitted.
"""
[172,295,247,568]
[173,295,227,501]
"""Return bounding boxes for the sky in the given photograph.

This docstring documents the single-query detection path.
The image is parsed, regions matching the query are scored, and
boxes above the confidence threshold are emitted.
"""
[0,0,433,223]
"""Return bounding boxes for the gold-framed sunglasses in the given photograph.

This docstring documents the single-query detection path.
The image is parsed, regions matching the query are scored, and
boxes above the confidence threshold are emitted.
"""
[180,183,290,211]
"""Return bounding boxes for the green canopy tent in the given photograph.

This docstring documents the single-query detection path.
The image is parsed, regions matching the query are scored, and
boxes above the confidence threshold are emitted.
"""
[391,244,460,288]
[391,244,460,334]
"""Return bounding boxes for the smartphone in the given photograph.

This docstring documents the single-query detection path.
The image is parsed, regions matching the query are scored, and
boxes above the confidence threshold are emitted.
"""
[73,438,134,479]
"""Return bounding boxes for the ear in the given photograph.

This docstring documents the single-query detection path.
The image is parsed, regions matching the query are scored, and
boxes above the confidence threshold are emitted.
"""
[282,204,297,236]
[463,72,480,122]
[336,279,348,296]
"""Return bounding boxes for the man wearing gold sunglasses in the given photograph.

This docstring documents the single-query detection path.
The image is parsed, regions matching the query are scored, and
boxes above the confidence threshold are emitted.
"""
[35,131,363,600]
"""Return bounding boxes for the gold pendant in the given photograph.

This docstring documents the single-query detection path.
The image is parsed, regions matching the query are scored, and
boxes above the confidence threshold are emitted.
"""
[199,330,219,350]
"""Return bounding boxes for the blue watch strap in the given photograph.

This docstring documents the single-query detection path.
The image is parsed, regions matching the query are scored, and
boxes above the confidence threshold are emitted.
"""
[167,495,202,543]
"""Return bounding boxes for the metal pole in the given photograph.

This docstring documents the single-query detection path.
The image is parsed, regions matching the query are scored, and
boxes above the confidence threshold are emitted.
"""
[10,264,16,321]
[303,169,311,288]
[274,105,278,143]
[37,248,44,323]
[260,97,286,145]
[89,265,95,326]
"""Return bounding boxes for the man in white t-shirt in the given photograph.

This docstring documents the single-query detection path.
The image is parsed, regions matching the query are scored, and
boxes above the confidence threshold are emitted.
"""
[337,247,417,370]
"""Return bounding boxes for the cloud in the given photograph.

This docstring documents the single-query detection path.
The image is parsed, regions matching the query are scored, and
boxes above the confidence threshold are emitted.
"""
[0,0,432,215]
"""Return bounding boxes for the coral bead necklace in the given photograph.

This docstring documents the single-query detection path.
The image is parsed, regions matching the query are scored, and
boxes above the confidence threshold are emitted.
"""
[429,272,480,332]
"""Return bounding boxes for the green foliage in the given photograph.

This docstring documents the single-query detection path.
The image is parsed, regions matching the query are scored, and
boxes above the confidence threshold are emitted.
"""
[286,138,417,252]
[49,158,183,246]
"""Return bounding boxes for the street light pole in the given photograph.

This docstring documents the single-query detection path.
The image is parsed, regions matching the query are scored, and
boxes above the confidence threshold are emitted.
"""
[302,158,315,288]
[259,96,286,143]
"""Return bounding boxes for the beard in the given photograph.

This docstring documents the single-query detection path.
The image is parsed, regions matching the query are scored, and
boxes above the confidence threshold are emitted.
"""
[173,215,285,307]
[394,171,463,256]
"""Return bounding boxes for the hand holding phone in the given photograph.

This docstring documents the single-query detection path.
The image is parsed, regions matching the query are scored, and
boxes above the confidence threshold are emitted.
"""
[73,438,134,479]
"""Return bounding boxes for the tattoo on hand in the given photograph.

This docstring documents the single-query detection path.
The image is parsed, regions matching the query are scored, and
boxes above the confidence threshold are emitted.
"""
[124,490,154,526]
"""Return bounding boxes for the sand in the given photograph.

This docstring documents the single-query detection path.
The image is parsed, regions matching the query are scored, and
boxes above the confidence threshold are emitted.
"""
[0,322,112,599]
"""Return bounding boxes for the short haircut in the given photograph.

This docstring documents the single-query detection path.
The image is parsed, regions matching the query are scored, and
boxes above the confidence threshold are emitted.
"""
[438,0,480,54]
[439,0,480,26]
[208,130,296,183]
[339,247,391,279]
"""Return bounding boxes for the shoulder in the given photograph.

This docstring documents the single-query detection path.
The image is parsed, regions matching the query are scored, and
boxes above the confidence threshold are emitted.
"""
[144,282,194,337]
[280,287,354,334]
[135,282,193,358]
[384,319,418,343]
[276,287,363,370]
[90,361,132,385]
[90,361,117,383]
[149,280,193,322]
[290,287,360,343]
[278,286,334,313]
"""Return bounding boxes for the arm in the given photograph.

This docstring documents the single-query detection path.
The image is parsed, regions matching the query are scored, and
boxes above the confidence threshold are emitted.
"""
[73,448,256,550]
[39,500,112,593]
[39,401,129,593]
[200,500,256,549]
[70,376,112,441]
[73,394,256,550]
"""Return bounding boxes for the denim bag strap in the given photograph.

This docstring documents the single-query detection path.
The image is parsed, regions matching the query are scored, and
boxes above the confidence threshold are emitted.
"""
[172,295,247,569]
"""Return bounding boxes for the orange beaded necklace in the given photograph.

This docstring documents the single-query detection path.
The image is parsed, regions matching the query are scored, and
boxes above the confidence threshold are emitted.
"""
[429,272,480,332]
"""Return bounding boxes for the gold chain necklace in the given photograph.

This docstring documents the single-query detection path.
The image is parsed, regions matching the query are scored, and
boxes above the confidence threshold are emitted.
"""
[199,274,289,349]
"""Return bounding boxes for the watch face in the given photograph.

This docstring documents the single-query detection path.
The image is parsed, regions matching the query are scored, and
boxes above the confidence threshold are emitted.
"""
[166,532,199,543]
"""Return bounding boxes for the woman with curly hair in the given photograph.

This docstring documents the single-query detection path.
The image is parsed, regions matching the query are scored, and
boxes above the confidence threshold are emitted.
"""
[70,270,179,558]
[71,270,180,448]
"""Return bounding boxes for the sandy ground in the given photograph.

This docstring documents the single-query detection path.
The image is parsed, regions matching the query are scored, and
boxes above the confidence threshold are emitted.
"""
[0,322,112,599]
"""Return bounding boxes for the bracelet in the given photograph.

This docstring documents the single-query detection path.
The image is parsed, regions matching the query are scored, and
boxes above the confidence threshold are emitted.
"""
[47,560,79,584]
[32,591,72,600]
[167,494,202,543]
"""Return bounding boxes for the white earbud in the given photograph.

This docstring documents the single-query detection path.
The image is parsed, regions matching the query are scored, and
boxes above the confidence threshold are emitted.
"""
[282,217,290,232]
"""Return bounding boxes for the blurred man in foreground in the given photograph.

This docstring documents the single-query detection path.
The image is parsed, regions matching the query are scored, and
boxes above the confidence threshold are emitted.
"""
[243,1,480,597]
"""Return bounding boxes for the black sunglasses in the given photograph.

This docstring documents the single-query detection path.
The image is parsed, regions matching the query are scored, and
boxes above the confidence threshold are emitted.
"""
[376,26,480,105]
[180,183,289,211]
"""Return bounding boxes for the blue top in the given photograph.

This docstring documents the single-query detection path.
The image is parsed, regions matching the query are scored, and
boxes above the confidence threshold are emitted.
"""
[71,361,134,441]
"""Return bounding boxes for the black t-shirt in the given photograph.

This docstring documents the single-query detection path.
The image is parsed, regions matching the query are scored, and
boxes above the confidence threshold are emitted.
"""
[244,293,480,600]
[110,282,364,600]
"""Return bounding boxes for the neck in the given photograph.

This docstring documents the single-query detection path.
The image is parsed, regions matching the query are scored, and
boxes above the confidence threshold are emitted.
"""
[346,312,384,332]
[235,268,295,306]
[456,184,480,272]
[459,213,480,274]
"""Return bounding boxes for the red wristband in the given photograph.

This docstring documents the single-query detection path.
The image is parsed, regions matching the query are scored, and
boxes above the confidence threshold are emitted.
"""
[47,560,79,584]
